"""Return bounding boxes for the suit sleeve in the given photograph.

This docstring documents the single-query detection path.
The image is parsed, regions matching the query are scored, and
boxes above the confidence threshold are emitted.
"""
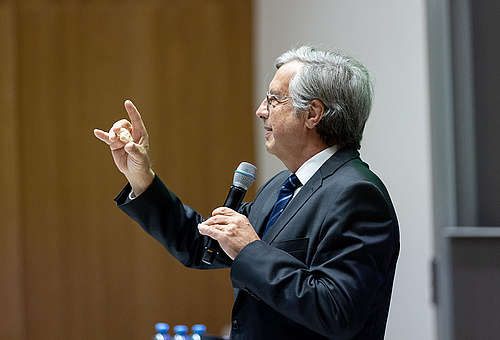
[115,175,233,269]
[230,180,399,338]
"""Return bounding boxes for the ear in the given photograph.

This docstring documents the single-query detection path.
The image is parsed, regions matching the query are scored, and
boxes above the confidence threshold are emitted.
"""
[305,99,325,129]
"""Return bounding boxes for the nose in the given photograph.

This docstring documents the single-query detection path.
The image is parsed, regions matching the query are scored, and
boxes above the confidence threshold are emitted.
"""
[255,98,269,119]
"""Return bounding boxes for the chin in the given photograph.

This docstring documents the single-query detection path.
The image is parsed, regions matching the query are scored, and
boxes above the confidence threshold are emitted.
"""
[265,144,276,156]
[265,143,272,152]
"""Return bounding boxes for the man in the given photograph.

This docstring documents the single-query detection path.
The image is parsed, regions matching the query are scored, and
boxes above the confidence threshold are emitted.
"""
[94,45,399,339]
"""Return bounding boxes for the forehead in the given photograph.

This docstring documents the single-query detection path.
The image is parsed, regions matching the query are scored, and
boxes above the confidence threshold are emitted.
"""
[269,61,302,93]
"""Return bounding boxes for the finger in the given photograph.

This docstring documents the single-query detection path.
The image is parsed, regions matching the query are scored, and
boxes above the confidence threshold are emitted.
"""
[212,207,237,217]
[202,215,226,227]
[124,100,147,134]
[111,119,132,132]
[109,119,132,142]
[198,223,224,240]
[94,129,111,145]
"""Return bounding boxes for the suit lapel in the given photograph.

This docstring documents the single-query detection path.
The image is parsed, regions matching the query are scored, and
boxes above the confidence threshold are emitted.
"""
[261,147,360,243]
[252,171,290,237]
[261,174,321,243]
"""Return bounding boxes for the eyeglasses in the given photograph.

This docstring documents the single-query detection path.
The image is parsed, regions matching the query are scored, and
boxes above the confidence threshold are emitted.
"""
[266,92,294,111]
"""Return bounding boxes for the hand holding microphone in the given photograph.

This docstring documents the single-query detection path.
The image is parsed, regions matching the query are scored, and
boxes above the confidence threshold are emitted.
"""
[199,162,257,264]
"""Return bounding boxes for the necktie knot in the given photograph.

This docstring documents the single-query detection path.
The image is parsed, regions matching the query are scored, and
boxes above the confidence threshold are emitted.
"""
[262,174,302,236]
[283,173,301,192]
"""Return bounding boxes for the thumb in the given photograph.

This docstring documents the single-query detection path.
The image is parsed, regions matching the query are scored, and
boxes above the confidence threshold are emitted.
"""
[123,141,145,159]
[123,142,152,173]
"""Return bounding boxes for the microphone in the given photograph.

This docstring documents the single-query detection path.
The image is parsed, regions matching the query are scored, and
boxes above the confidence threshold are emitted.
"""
[202,162,257,265]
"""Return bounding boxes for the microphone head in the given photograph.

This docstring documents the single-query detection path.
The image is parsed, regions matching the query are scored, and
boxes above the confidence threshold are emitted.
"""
[233,162,257,190]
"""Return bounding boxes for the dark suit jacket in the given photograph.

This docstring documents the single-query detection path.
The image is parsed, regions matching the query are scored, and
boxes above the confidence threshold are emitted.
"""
[115,147,399,339]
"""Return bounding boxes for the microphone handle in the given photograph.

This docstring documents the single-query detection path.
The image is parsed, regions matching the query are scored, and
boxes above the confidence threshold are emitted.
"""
[202,185,246,265]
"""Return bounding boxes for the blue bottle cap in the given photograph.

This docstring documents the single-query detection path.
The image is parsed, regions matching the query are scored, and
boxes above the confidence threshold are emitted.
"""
[174,325,188,335]
[155,323,169,333]
[192,324,207,334]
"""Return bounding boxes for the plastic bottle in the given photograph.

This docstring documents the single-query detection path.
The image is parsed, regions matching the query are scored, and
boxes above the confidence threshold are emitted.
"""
[190,324,207,340]
[173,325,189,340]
[153,322,170,340]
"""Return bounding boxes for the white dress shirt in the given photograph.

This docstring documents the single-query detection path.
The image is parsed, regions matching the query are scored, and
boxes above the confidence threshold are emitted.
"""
[293,145,339,198]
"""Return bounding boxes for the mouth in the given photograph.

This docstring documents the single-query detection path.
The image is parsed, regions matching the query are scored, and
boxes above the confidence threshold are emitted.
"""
[264,126,272,138]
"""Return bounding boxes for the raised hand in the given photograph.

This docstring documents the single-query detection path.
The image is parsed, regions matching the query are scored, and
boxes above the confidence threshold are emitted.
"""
[94,100,155,196]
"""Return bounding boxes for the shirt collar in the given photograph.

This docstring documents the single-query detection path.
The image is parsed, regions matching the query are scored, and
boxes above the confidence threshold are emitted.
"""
[295,145,339,186]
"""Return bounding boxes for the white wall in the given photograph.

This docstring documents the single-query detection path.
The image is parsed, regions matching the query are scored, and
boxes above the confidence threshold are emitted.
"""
[253,1,435,339]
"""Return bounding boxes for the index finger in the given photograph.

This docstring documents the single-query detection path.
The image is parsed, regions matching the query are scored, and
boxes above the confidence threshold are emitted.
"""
[212,207,237,217]
[124,100,147,134]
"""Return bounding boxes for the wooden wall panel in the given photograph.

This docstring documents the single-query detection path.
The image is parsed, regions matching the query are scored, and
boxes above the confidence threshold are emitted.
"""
[0,1,26,339]
[1,0,253,338]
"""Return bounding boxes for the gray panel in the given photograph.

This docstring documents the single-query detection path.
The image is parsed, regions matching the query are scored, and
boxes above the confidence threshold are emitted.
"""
[470,1,500,226]
[449,233,500,339]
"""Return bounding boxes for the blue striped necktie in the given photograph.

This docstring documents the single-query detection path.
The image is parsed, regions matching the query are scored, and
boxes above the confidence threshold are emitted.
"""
[263,174,302,236]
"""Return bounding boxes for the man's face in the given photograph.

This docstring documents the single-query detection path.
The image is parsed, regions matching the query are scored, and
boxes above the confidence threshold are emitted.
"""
[256,61,307,164]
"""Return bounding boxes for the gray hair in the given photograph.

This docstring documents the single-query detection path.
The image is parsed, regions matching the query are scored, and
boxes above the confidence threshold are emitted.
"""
[275,45,374,150]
